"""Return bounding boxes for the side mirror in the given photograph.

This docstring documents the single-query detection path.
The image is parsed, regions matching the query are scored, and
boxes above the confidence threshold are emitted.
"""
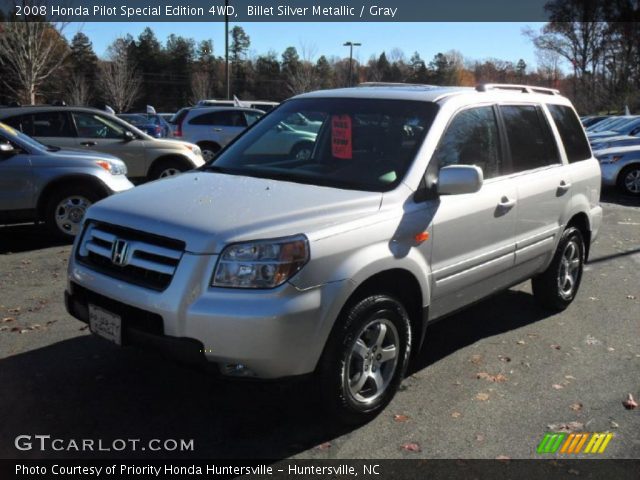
[0,143,16,156]
[438,165,483,195]
[123,131,136,142]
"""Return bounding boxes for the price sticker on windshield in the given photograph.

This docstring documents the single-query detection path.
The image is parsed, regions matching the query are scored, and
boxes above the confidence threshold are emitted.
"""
[331,115,352,159]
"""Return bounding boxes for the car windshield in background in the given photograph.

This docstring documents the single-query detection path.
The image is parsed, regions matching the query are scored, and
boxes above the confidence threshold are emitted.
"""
[205,98,438,191]
[120,114,151,126]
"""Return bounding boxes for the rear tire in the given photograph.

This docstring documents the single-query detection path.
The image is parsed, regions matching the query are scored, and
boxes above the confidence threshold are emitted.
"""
[318,294,411,425]
[44,186,101,241]
[149,159,190,180]
[532,227,585,311]
[290,142,314,161]
[617,164,640,196]
[198,142,221,163]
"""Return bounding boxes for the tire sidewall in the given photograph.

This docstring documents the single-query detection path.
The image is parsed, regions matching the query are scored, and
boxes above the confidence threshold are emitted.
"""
[618,164,640,196]
[552,227,585,307]
[320,295,411,423]
[45,186,100,240]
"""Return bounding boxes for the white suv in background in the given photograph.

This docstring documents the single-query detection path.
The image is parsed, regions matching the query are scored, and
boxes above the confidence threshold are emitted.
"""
[176,107,264,161]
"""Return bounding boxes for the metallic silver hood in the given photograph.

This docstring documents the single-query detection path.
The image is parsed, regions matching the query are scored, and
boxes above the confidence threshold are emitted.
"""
[86,171,382,254]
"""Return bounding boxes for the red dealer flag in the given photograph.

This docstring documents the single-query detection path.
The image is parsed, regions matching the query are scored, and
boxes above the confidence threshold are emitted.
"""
[331,114,352,159]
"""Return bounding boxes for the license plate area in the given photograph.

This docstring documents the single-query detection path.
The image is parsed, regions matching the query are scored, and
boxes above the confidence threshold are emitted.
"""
[89,304,122,345]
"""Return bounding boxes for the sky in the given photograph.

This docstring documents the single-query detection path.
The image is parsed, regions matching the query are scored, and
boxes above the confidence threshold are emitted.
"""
[67,22,549,70]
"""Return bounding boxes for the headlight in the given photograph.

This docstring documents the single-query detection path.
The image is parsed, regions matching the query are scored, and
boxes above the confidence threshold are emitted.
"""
[96,159,128,176]
[212,235,309,289]
[183,144,202,157]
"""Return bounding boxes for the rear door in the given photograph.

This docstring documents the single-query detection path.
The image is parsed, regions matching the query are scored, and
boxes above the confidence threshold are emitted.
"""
[70,111,148,178]
[187,110,247,146]
[428,105,518,318]
[499,104,572,272]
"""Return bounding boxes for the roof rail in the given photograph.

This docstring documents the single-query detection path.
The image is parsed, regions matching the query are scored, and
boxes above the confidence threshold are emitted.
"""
[476,83,560,95]
[357,82,437,88]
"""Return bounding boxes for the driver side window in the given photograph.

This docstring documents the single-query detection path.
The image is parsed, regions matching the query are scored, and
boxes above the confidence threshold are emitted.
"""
[72,112,125,139]
[433,106,503,179]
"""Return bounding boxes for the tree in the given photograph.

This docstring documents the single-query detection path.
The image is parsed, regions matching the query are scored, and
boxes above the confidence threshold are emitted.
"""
[0,20,69,103]
[230,26,250,63]
[516,58,527,80]
[65,71,91,106]
[65,32,98,105]
[98,38,142,112]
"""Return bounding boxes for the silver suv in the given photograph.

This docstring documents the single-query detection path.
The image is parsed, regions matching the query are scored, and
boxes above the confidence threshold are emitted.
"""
[65,84,602,423]
[0,106,204,182]
[0,122,133,239]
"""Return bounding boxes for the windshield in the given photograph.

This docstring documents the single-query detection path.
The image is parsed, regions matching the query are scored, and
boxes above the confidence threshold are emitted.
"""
[120,114,151,126]
[0,121,50,152]
[204,98,438,192]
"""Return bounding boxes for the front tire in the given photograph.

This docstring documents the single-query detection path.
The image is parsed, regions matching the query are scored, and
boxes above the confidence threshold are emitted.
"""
[318,294,411,424]
[45,186,100,240]
[149,159,189,180]
[532,227,585,311]
[617,164,640,196]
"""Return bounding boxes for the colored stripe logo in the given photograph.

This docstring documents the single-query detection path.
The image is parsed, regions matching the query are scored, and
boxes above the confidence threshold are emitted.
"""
[537,432,614,454]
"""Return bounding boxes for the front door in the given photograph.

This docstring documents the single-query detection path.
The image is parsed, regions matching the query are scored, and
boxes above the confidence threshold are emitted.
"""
[427,105,518,319]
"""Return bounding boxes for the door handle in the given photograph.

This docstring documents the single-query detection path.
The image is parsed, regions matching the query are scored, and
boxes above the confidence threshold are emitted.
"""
[557,180,572,193]
[498,196,516,209]
[80,141,97,147]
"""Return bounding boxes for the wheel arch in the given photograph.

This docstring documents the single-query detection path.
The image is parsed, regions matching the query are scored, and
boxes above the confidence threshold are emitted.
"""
[36,175,110,220]
[148,154,194,176]
[566,212,592,261]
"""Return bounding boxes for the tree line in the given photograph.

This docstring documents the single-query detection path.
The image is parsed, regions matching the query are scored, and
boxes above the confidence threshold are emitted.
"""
[0,0,638,114]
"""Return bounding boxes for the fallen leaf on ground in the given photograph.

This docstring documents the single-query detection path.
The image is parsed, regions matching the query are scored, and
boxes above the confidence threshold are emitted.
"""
[626,295,636,300]
[2,317,14,323]
[569,403,583,412]
[623,393,638,410]
[451,412,461,418]
[316,442,331,450]
[10,327,20,332]
[475,434,485,442]
[393,414,409,422]
[79,325,89,331]
[498,355,511,362]
[476,372,507,383]
[565,375,576,380]
[550,344,561,350]
[401,442,421,453]
[585,335,601,346]
[7,308,20,314]
[547,421,584,433]
[552,384,564,390]
[476,393,490,401]
[588,296,598,301]
[470,354,483,364]
[568,469,580,475]
[607,347,615,352]
[610,421,619,429]
[516,340,525,345]
[495,455,510,461]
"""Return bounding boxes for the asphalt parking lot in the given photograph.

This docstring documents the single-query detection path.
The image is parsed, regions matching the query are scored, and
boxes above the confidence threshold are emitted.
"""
[0,190,638,460]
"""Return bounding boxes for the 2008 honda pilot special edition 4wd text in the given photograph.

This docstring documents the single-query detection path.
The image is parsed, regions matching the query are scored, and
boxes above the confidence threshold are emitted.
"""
[65,83,602,423]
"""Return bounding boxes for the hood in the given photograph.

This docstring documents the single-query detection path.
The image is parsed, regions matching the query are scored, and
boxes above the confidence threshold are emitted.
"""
[86,171,382,254]
[48,148,120,162]
[150,138,195,149]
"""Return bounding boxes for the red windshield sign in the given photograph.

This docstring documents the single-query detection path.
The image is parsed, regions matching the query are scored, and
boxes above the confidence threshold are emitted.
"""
[331,115,352,159]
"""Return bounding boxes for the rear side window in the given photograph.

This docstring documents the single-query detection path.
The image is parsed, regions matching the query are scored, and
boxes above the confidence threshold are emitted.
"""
[433,106,503,179]
[190,111,247,127]
[501,105,560,172]
[547,104,591,163]
[31,112,73,137]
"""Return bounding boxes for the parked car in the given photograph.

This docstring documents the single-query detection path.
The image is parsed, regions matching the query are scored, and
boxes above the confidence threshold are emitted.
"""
[177,107,264,161]
[0,106,204,182]
[595,144,640,195]
[586,115,627,132]
[197,99,279,111]
[65,83,602,423]
[590,134,640,151]
[0,121,133,239]
[581,115,609,129]
[587,116,640,139]
[118,113,172,138]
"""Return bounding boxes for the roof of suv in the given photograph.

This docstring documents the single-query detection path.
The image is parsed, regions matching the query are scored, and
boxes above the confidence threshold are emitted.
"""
[294,83,569,105]
[0,105,115,117]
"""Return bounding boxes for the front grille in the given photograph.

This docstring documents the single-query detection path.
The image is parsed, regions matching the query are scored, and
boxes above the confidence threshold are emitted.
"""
[77,221,185,291]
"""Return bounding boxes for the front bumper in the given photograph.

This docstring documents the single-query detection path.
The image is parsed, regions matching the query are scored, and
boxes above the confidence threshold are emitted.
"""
[103,173,135,194]
[66,252,346,379]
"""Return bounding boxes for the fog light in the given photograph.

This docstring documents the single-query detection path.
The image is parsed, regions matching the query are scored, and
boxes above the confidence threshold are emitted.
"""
[221,363,256,377]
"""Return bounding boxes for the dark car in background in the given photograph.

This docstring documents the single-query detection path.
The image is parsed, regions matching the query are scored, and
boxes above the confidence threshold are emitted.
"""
[118,113,172,138]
